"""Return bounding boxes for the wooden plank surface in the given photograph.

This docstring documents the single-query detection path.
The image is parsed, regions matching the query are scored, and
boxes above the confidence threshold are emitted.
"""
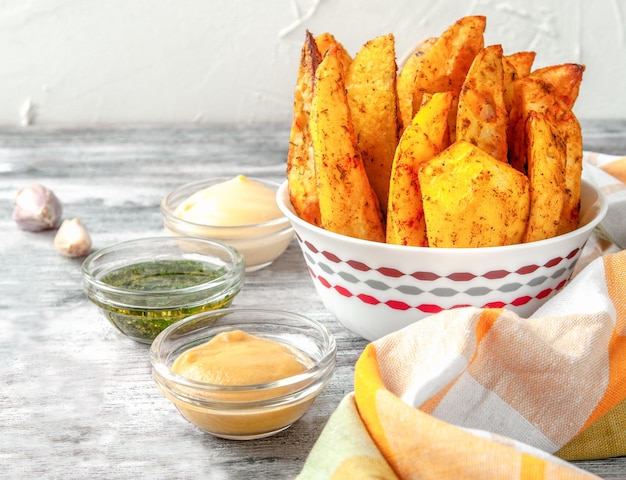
[1,121,625,479]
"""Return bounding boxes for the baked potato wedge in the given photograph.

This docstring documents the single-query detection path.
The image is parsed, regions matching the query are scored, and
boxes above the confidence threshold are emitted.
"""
[286,31,322,226]
[502,51,536,112]
[507,76,582,234]
[386,91,454,246]
[346,33,399,216]
[456,44,508,163]
[419,141,530,247]
[397,37,437,132]
[315,32,352,75]
[310,47,385,242]
[529,63,585,109]
[523,111,567,243]
[557,113,583,235]
[504,51,536,77]
[411,15,486,140]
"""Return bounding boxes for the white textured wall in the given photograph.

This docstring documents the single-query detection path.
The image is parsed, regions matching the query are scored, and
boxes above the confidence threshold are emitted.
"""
[0,0,624,126]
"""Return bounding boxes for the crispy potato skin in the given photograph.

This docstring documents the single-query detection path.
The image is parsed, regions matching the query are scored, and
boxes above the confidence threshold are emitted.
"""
[315,32,353,75]
[419,141,530,248]
[456,44,508,163]
[530,63,585,110]
[504,51,536,77]
[523,111,566,242]
[411,15,486,141]
[346,34,399,217]
[397,37,437,133]
[556,118,583,236]
[502,51,536,113]
[507,77,582,234]
[286,31,322,226]
[386,91,453,246]
[523,111,567,242]
[310,47,385,242]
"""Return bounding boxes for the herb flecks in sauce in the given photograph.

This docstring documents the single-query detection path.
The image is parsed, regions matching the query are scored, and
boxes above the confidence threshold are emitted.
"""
[102,260,225,291]
[97,260,234,343]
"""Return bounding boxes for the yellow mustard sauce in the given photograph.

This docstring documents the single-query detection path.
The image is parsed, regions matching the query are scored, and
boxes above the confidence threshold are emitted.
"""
[172,329,309,385]
[169,330,315,437]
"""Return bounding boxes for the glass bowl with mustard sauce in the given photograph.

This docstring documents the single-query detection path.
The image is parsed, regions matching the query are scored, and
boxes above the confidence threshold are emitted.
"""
[161,175,294,272]
[150,307,337,440]
[82,236,245,344]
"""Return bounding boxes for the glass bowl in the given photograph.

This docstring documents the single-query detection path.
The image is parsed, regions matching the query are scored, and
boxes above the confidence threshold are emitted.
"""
[82,236,245,344]
[150,307,337,440]
[161,177,294,272]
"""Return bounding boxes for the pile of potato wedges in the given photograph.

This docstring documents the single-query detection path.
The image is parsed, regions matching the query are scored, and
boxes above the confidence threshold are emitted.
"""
[286,15,584,248]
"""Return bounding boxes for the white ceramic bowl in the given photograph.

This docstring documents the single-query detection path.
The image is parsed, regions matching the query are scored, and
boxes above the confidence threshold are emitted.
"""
[161,177,294,272]
[276,179,608,341]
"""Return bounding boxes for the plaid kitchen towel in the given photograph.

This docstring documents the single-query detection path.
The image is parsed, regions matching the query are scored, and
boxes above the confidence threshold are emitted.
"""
[575,152,626,271]
[298,153,626,480]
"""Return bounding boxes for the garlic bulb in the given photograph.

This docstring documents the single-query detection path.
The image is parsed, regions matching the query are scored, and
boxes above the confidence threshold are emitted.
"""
[13,184,63,231]
[54,218,92,257]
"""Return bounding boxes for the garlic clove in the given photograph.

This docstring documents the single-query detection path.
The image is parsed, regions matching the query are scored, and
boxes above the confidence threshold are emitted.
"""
[13,184,63,232]
[54,218,92,257]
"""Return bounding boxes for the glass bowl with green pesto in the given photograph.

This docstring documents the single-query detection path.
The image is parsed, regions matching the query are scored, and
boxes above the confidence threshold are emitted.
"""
[82,236,245,344]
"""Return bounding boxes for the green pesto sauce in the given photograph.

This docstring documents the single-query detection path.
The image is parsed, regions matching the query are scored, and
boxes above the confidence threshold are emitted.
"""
[98,260,234,344]
[102,259,226,291]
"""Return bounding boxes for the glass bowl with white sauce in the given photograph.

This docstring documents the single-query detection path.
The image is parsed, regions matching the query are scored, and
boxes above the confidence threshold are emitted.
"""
[161,176,294,272]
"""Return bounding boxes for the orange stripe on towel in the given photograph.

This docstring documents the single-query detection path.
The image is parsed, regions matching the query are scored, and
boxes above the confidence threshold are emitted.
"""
[583,252,626,428]
[354,344,393,459]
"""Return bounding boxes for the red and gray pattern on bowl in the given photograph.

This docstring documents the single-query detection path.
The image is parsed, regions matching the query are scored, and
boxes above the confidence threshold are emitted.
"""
[297,232,582,315]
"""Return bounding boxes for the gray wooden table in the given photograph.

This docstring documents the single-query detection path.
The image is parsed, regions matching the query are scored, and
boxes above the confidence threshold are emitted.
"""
[1,121,625,479]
